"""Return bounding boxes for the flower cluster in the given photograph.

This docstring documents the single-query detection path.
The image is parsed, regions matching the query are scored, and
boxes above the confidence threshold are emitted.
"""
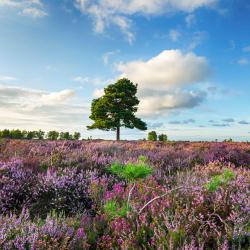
[0,159,94,217]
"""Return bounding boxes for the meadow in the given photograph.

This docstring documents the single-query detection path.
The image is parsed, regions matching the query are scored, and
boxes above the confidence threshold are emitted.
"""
[0,139,249,249]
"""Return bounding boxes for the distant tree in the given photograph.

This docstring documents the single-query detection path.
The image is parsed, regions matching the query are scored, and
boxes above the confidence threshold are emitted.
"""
[10,129,23,139]
[26,131,35,140]
[148,131,157,141]
[35,130,45,140]
[59,132,72,140]
[21,130,28,139]
[73,132,81,140]
[1,129,10,138]
[87,78,147,140]
[158,134,168,142]
[224,138,233,142]
[47,131,59,140]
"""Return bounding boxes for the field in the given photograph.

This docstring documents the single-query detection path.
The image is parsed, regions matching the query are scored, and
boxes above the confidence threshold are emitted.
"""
[0,139,249,249]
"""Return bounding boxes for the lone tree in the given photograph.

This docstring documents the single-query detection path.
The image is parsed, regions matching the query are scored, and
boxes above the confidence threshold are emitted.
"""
[87,78,147,140]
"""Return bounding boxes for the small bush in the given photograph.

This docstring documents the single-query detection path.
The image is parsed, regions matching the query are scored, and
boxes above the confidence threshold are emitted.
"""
[109,161,153,181]
[104,200,130,219]
[205,169,235,192]
[148,131,157,141]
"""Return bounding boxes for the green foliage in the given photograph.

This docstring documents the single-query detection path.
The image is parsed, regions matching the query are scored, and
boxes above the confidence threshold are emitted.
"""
[59,132,72,140]
[158,133,168,142]
[148,131,157,141]
[224,138,233,142]
[138,155,147,163]
[47,131,59,140]
[87,78,147,140]
[0,129,81,141]
[206,169,236,192]
[26,131,35,140]
[35,130,45,140]
[73,132,81,140]
[104,200,130,219]
[169,229,186,249]
[109,159,153,181]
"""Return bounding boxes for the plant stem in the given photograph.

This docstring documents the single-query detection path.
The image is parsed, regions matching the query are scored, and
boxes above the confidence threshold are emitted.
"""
[127,182,136,207]
[138,186,185,214]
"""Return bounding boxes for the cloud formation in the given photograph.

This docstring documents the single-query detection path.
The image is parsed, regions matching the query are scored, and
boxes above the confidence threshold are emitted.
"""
[0,85,89,130]
[0,75,17,81]
[222,118,235,123]
[138,90,206,117]
[238,120,250,125]
[75,0,218,42]
[115,49,210,117]
[117,50,210,91]
[0,0,47,18]
[169,119,195,124]
[212,123,230,127]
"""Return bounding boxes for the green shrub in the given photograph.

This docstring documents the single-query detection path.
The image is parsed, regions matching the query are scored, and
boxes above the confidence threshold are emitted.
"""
[104,200,130,219]
[158,134,168,142]
[148,131,157,141]
[206,169,235,192]
[109,161,153,181]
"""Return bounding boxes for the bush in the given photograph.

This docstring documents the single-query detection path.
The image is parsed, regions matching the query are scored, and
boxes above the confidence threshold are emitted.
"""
[0,159,38,214]
[30,168,93,217]
[109,161,153,181]
[205,169,235,192]
[148,131,157,141]
[158,133,168,142]
[104,200,130,219]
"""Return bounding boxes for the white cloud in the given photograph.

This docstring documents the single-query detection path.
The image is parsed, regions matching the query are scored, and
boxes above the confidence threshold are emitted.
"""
[169,29,181,42]
[0,75,17,81]
[116,49,210,91]
[0,85,88,131]
[238,58,249,65]
[21,7,47,18]
[41,89,75,104]
[0,0,47,18]
[115,49,210,117]
[138,90,206,117]
[75,0,218,42]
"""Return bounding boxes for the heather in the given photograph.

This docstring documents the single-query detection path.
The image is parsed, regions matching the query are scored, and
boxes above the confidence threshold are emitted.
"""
[0,140,249,249]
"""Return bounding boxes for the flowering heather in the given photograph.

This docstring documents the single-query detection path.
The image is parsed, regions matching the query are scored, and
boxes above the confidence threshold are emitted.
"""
[0,140,249,249]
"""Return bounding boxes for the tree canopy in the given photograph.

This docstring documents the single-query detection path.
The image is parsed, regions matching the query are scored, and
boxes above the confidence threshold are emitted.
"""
[87,78,147,140]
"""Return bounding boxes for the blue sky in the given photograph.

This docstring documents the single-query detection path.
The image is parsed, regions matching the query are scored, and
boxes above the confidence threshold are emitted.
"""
[0,0,250,141]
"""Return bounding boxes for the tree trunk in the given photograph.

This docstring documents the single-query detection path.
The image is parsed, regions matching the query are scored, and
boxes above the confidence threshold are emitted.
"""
[116,126,120,141]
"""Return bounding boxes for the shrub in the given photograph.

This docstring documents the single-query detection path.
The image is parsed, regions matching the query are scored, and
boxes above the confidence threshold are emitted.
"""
[30,168,93,217]
[205,169,236,192]
[158,133,168,142]
[104,200,130,219]
[109,161,153,181]
[0,159,37,214]
[148,131,157,141]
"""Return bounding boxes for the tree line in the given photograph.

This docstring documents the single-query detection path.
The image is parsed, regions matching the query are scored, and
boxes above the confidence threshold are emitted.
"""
[148,131,168,142]
[0,129,81,140]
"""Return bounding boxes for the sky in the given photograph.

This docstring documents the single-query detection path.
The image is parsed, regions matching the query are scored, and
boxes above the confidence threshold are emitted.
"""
[0,0,250,141]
